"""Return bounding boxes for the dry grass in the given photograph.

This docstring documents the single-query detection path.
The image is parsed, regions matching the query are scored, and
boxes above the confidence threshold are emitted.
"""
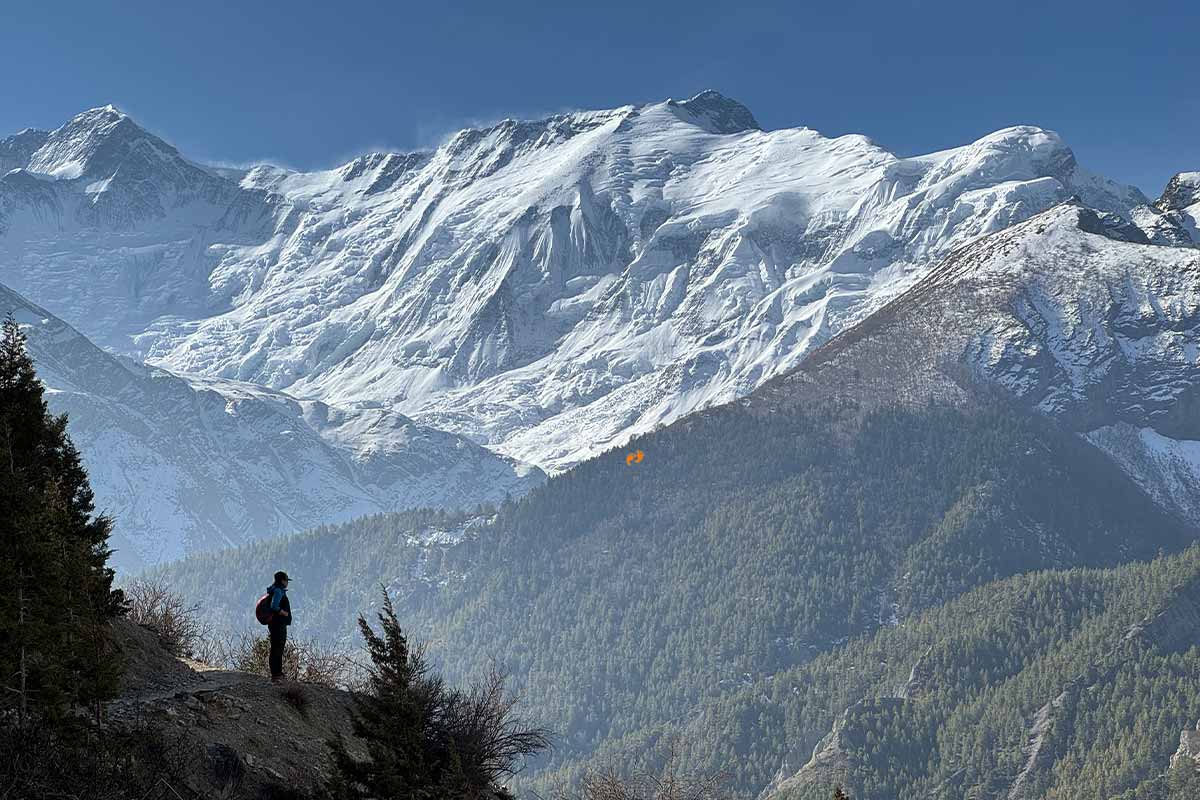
[208,630,364,689]
[121,578,364,688]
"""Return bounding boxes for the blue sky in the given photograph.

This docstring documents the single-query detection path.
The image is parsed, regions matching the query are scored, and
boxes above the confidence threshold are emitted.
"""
[3,0,1196,195]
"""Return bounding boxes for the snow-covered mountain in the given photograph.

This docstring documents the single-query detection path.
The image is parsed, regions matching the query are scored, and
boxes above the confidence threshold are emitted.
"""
[1,282,543,572]
[1149,170,1200,242]
[1,95,1172,472]
[758,201,1200,524]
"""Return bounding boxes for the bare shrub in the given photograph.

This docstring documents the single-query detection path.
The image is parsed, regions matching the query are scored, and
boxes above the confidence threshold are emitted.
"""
[211,630,363,688]
[123,577,212,659]
[571,768,732,800]
[189,626,231,667]
[437,666,553,789]
[297,637,367,689]
[555,738,732,800]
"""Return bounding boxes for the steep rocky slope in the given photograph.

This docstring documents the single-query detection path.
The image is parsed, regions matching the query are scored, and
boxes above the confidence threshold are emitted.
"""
[759,554,1200,800]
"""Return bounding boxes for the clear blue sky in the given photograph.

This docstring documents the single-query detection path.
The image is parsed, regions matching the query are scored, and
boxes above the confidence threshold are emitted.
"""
[3,0,1196,195]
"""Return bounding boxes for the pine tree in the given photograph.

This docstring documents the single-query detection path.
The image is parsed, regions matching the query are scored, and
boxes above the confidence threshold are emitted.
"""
[329,589,439,799]
[0,314,122,723]
[329,588,547,799]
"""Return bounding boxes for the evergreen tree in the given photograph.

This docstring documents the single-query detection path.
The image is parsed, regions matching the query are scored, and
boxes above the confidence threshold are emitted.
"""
[0,314,122,723]
[330,588,547,799]
[329,590,442,799]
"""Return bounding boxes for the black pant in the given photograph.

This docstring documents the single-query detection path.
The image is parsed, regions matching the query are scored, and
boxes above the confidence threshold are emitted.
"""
[268,622,287,678]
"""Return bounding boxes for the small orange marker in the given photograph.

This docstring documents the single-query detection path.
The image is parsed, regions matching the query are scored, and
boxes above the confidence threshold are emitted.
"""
[626,450,644,466]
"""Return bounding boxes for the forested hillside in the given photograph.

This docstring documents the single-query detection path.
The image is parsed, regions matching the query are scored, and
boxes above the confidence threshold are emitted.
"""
[150,199,1200,799]
[155,395,1197,797]
[750,545,1200,800]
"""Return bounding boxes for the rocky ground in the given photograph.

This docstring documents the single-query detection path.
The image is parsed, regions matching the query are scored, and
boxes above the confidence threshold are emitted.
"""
[105,619,365,798]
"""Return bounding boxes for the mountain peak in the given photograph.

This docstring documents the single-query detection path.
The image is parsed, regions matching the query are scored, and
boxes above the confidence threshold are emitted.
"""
[25,105,184,182]
[962,125,1074,173]
[667,89,761,134]
[1157,171,1200,212]
[79,103,128,121]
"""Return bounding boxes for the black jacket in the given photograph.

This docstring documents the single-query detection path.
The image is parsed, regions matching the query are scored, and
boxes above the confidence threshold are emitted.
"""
[267,582,291,627]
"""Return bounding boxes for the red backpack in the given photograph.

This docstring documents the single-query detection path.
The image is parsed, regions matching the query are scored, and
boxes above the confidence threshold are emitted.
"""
[255,593,274,625]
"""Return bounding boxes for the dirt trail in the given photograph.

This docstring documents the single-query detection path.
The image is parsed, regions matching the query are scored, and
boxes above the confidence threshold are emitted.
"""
[111,667,258,707]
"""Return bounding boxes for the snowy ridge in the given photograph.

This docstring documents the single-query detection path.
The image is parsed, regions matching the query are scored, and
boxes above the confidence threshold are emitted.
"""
[0,96,1163,471]
[1,282,542,572]
[940,206,1199,429]
[763,202,1200,524]
[0,105,286,352]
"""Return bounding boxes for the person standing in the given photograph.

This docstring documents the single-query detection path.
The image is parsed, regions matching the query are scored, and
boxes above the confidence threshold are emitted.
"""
[266,571,291,683]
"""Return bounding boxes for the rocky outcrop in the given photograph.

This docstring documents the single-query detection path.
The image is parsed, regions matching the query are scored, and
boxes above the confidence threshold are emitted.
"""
[898,645,936,700]
[759,575,1200,800]
[761,706,855,798]
[762,699,914,798]
[105,620,364,798]
[1120,573,1200,655]
[1170,721,1200,771]
[1157,173,1200,213]
[1138,172,1200,247]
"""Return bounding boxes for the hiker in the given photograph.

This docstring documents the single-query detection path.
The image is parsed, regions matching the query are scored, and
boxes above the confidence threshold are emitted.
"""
[266,570,291,683]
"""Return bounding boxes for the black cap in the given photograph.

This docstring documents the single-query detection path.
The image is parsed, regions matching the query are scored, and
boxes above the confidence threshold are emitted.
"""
[274,571,290,583]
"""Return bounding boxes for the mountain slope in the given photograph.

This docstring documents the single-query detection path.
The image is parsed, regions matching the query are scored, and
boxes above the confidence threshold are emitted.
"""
[747,545,1200,800]
[150,195,1200,797]
[0,106,279,353]
[0,98,1156,471]
[1144,171,1200,244]
[758,201,1200,524]
[105,619,362,799]
[2,282,542,572]
[153,398,1195,798]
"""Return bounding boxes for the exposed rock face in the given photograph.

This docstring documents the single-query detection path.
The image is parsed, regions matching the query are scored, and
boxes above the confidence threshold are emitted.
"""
[1170,722,1200,771]
[1158,172,1200,213]
[1141,172,1200,247]
[1007,576,1200,799]
[762,575,1200,800]
[763,706,854,797]
[1120,573,1200,655]
[0,128,49,174]
[762,698,912,798]
[1134,203,1197,247]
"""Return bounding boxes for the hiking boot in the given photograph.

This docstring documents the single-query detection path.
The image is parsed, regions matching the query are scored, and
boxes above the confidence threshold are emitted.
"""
[271,674,285,684]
